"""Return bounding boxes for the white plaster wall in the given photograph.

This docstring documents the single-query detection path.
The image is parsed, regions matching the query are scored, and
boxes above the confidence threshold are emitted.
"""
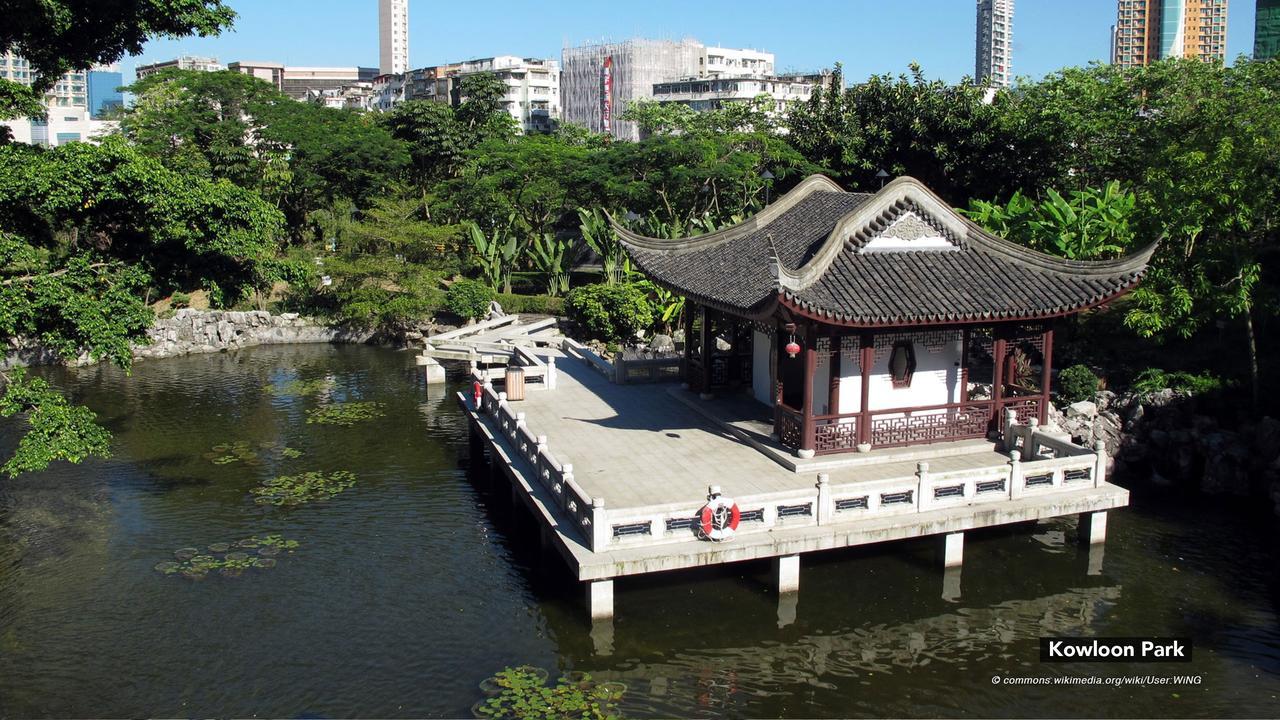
[836,348,861,414]
[867,335,962,412]
[752,329,773,406]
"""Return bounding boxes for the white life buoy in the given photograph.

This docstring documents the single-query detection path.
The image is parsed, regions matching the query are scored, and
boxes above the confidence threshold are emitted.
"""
[698,496,741,542]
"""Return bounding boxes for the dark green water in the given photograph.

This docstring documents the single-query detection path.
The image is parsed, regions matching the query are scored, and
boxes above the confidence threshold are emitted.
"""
[1,344,1278,718]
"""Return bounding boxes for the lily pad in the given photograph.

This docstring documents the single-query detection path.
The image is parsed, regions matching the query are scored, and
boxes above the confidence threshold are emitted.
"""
[225,551,249,562]
[256,545,280,557]
[254,557,277,569]
[208,542,231,553]
[281,447,304,459]
[305,401,385,427]
[250,470,357,506]
[174,547,199,561]
[154,561,181,574]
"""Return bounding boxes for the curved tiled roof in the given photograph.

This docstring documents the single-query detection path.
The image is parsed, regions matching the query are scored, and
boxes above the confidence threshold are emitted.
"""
[613,175,1157,327]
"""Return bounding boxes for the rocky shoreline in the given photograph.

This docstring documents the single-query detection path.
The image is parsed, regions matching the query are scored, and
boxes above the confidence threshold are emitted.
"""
[4,309,377,369]
[1048,389,1280,515]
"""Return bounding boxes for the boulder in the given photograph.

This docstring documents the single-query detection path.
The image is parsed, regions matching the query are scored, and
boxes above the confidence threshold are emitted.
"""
[649,334,675,353]
[1066,400,1098,421]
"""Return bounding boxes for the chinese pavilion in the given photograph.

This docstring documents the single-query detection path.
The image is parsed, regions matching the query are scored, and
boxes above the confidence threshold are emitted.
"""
[613,175,1157,458]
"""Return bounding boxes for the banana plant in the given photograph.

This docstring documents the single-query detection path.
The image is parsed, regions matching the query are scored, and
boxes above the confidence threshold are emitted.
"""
[528,232,583,297]
[642,281,686,334]
[578,207,626,285]
[466,214,522,293]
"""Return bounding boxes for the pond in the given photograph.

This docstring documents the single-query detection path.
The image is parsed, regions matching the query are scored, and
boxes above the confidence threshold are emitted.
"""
[1,344,1277,718]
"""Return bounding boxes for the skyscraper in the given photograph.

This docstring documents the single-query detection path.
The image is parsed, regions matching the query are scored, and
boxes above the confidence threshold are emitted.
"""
[379,0,409,76]
[975,0,1014,87]
[1257,0,1280,59]
[1111,0,1229,68]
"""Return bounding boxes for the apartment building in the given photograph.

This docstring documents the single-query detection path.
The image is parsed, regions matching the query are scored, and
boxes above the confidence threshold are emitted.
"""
[0,52,117,146]
[135,55,224,80]
[975,0,1014,86]
[1112,0,1229,68]
[379,0,410,75]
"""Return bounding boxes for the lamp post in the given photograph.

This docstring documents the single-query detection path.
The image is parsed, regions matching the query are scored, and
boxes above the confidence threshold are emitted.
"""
[876,168,890,189]
[760,169,775,205]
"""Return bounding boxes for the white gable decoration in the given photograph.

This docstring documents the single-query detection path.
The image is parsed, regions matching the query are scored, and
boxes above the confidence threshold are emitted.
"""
[859,210,958,253]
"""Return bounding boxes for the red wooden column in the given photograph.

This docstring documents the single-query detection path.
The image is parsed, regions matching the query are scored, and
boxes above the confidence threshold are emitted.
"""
[800,323,817,457]
[828,334,842,415]
[1039,325,1054,424]
[859,332,874,448]
[683,301,696,386]
[699,305,713,396]
[991,333,1008,431]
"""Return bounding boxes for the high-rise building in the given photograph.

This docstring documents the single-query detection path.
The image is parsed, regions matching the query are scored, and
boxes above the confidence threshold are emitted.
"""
[380,0,409,76]
[0,52,117,146]
[975,0,1014,87]
[87,66,124,118]
[1257,0,1280,59]
[135,55,224,79]
[1112,0,1229,68]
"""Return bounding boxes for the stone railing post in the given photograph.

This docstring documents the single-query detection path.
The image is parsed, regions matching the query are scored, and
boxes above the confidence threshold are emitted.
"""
[535,434,549,484]
[559,463,573,510]
[1008,450,1023,499]
[1025,417,1039,460]
[483,379,495,414]
[915,462,929,512]
[590,496,609,552]
[1003,407,1018,452]
[546,357,557,390]
[816,473,832,525]
[1094,439,1108,487]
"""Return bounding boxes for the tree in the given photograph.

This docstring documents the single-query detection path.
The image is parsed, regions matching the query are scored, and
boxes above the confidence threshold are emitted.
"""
[788,63,1036,203]
[0,1,235,93]
[1120,59,1280,409]
[963,181,1137,260]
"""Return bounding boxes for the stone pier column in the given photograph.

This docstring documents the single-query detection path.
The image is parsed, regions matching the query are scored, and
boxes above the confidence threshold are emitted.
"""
[942,532,964,568]
[942,566,962,602]
[1079,511,1107,545]
[587,579,615,620]
[774,554,800,594]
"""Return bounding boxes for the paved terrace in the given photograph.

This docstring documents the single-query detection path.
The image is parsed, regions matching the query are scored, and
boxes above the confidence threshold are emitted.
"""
[511,358,1012,507]
[465,352,1126,610]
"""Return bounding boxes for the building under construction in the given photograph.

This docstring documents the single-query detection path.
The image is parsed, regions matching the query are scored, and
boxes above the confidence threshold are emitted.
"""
[562,38,705,141]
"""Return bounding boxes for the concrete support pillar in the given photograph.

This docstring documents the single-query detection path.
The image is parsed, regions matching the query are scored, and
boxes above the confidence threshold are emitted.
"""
[422,356,446,384]
[942,531,964,568]
[590,618,614,656]
[942,566,962,602]
[777,592,798,628]
[539,525,553,554]
[587,579,614,620]
[1079,511,1107,545]
[1087,543,1106,576]
[774,554,800,594]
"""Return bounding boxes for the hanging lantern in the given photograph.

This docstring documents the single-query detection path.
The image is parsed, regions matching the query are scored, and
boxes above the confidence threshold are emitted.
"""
[785,337,801,358]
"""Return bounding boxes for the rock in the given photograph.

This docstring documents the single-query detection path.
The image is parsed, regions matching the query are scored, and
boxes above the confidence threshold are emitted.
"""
[1096,390,1117,412]
[715,336,732,352]
[649,334,675,352]
[1066,401,1098,421]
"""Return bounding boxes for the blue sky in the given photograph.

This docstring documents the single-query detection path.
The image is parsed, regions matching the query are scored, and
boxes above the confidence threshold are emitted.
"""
[125,0,1260,83]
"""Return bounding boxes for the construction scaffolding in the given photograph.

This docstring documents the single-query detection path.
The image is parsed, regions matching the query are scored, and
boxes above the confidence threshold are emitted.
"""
[561,38,703,142]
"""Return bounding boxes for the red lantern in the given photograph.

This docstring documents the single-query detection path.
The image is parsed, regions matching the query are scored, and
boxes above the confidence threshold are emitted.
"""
[472,380,483,408]
[785,339,801,358]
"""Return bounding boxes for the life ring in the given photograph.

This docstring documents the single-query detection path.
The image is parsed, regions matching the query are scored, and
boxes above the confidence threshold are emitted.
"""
[698,496,740,542]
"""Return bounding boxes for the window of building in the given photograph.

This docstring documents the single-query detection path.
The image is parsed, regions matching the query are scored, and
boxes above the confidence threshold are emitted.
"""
[888,341,917,388]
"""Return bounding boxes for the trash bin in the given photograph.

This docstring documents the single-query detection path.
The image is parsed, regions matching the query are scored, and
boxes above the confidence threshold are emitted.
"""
[505,365,526,401]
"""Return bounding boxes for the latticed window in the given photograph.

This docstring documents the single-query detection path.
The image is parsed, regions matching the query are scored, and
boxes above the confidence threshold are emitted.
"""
[889,341,916,388]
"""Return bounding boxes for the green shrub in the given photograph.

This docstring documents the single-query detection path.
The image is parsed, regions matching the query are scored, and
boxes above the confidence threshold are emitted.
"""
[496,293,565,316]
[445,278,496,320]
[170,291,192,309]
[1132,368,1224,395]
[564,283,655,343]
[1057,364,1100,403]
